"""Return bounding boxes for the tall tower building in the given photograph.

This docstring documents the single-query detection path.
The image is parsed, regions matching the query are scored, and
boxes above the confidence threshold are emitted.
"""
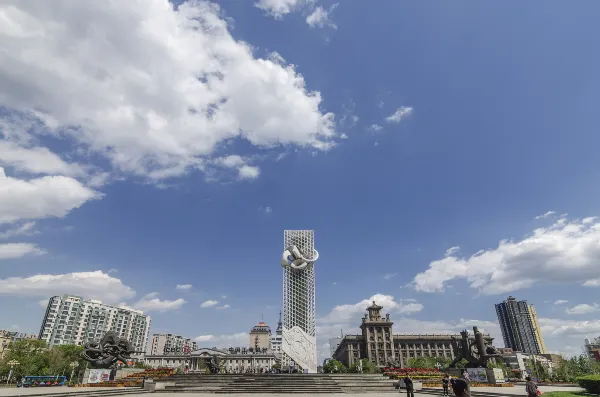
[281,230,318,373]
[495,296,546,354]
[39,295,151,358]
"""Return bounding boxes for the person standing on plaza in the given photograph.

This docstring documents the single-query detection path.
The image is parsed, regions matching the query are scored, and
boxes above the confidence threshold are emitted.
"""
[403,374,414,397]
[442,374,450,396]
[460,370,471,397]
[525,376,539,397]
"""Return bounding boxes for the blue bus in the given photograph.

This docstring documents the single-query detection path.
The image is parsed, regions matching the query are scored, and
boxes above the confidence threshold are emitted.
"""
[18,375,67,387]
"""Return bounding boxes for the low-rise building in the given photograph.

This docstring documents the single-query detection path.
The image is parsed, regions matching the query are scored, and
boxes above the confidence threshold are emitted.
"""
[144,347,278,373]
[585,337,600,361]
[0,330,38,358]
[501,351,556,380]
[332,301,495,368]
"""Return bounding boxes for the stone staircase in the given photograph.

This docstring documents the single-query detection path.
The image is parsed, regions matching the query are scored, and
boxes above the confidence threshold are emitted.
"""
[160,373,397,394]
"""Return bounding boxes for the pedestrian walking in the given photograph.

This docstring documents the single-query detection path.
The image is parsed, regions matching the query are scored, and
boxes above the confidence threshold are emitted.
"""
[442,374,450,396]
[526,376,540,397]
[403,375,414,397]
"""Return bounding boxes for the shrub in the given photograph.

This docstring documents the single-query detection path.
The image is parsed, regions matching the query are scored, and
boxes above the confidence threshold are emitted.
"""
[577,375,600,395]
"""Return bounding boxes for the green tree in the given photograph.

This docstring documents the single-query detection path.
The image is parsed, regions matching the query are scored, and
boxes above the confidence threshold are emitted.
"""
[1,339,49,379]
[323,360,347,373]
[406,356,450,369]
[349,359,380,374]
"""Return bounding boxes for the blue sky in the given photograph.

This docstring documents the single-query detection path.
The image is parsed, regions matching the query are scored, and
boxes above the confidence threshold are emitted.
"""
[2,0,600,361]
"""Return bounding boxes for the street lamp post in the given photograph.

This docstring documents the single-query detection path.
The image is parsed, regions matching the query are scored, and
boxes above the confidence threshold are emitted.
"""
[7,360,20,384]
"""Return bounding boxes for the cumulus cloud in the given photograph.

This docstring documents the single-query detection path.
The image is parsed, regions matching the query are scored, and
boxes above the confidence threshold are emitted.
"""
[413,215,600,294]
[176,284,192,290]
[132,292,186,313]
[0,167,102,224]
[386,106,413,124]
[255,0,312,18]
[0,141,87,177]
[318,294,423,325]
[0,270,136,303]
[0,0,337,181]
[0,243,44,259]
[201,300,219,308]
[306,4,338,29]
[566,303,599,315]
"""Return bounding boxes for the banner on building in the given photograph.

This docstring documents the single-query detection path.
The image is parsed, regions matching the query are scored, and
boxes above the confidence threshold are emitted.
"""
[466,368,488,383]
[88,369,111,384]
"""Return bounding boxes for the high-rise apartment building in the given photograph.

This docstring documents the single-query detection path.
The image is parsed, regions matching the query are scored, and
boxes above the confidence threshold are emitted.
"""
[148,333,197,355]
[38,295,151,358]
[495,296,546,354]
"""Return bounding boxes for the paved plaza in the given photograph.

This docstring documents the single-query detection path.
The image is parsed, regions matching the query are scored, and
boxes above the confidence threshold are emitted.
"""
[0,384,586,397]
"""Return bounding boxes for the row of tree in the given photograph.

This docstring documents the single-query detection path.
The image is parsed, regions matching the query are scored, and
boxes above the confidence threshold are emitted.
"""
[0,339,149,381]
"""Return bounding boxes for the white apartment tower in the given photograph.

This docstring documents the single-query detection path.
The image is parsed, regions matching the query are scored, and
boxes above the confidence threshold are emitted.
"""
[38,295,151,358]
[149,333,197,355]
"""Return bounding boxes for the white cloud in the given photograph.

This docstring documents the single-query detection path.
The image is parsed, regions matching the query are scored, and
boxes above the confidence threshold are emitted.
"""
[0,242,44,259]
[566,303,599,315]
[318,294,423,325]
[414,215,600,294]
[306,4,338,29]
[238,165,260,180]
[0,270,136,303]
[554,300,568,305]
[0,222,37,239]
[201,299,219,308]
[383,273,397,280]
[38,299,49,308]
[132,292,187,313]
[255,0,311,18]
[535,211,556,220]
[194,332,247,347]
[0,167,102,224]
[0,1,337,181]
[385,106,413,124]
[0,141,86,177]
[216,304,231,310]
[368,124,383,132]
[176,284,192,290]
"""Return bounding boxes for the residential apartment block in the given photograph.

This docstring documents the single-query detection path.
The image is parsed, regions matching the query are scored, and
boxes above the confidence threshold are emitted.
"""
[149,333,197,355]
[38,295,151,358]
[495,296,546,354]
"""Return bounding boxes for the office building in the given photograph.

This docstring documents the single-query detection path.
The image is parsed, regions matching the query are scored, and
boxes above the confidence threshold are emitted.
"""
[149,333,197,356]
[495,296,546,354]
[332,301,494,368]
[38,295,151,358]
[329,337,342,357]
[270,312,283,359]
[249,321,271,351]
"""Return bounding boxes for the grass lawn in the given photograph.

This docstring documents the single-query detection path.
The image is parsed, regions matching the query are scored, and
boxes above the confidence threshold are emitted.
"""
[543,392,593,397]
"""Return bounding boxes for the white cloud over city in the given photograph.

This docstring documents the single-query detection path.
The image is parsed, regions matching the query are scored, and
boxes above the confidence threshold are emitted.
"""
[0,270,136,303]
[413,215,600,294]
[0,0,337,184]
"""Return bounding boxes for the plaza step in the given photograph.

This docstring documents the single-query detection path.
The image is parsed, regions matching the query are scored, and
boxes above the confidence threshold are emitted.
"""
[161,373,397,394]
[7,388,147,397]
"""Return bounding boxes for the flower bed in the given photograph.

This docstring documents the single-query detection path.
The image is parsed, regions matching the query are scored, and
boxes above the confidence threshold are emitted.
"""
[422,382,515,388]
[383,367,443,382]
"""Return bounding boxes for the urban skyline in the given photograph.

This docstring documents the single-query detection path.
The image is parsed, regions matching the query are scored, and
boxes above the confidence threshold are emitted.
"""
[2,0,600,368]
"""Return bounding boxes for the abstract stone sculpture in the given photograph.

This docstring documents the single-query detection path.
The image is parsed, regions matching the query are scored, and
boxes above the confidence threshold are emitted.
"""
[81,331,140,369]
[449,326,502,368]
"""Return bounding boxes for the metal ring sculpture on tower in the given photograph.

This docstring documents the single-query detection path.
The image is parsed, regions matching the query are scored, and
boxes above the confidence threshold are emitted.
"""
[281,245,319,270]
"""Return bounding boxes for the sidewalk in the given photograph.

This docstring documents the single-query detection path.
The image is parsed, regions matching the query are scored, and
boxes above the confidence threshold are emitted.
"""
[0,387,120,396]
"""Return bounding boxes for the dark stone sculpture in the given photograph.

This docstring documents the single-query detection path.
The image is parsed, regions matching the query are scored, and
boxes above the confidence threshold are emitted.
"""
[81,331,141,369]
[449,326,502,368]
[206,355,220,374]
